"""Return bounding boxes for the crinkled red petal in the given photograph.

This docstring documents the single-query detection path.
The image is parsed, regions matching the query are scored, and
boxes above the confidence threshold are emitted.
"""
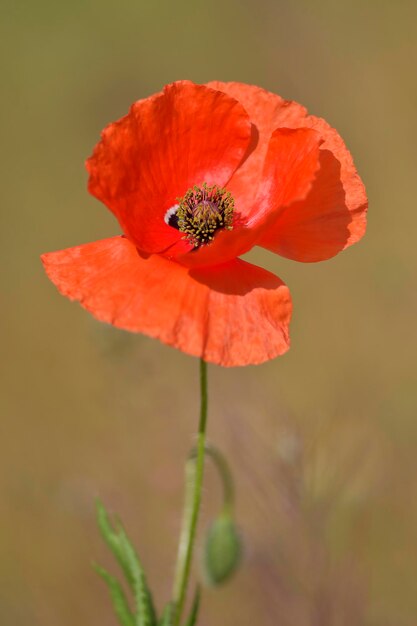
[209,81,368,262]
[87,81,252,255]
[257,140,367,261]
[206,81,308,205]
[41,237,292,367]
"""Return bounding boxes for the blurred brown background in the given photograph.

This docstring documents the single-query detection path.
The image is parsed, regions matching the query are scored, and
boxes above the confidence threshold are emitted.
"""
[1,1,416,624]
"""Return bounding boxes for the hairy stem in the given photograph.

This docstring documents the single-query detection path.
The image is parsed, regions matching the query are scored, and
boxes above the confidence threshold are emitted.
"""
[172,359,208,625]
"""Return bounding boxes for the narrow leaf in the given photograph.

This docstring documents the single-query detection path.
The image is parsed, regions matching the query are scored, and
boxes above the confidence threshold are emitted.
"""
[96,499,134,587]
[117,525,157,626]
[158,602,174,626]
[94,564,135,626]
[183,587,200,626]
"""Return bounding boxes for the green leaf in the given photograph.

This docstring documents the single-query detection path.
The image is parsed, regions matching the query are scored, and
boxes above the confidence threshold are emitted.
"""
[96,499,134,587]
[96,499,156,626]
[203,514,242,586]
[94,564,135,626]
[117,524,157,626]
[183,587,200,626]
[158,602,174,626]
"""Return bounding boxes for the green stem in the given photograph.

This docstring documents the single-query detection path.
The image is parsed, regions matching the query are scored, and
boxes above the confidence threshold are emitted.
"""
[172,359,208,626]
[190,444,235,517]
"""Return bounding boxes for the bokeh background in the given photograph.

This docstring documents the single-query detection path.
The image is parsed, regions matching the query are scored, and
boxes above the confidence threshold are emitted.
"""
[1,1,417,624]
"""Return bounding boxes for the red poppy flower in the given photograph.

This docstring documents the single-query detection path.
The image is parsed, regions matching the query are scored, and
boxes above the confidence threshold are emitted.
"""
[41,81,367,367]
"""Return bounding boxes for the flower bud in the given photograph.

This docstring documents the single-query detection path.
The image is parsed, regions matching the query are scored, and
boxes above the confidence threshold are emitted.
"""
[203,513,242,586]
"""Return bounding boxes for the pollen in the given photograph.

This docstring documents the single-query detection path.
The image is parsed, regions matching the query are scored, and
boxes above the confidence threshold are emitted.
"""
[172,183,234,248]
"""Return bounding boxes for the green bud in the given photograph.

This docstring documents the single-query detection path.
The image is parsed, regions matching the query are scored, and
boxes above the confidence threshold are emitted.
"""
[203,514,242,586]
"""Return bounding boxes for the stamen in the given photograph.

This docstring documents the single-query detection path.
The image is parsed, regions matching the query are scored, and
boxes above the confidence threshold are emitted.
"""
[165,183,234,248]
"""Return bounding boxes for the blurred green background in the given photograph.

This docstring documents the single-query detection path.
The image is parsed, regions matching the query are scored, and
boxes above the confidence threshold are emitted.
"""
[1,1,416,624]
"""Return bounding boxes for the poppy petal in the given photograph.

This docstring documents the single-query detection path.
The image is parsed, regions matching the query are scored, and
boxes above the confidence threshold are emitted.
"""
[41,237,292,367]
[257,141,367,261]
[87,81,252,254]
[206,81,308,198]
[209,81,367,262]
[239,126,322,226]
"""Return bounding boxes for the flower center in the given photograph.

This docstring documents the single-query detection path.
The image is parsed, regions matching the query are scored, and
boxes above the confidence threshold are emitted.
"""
[165,183,234,248]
